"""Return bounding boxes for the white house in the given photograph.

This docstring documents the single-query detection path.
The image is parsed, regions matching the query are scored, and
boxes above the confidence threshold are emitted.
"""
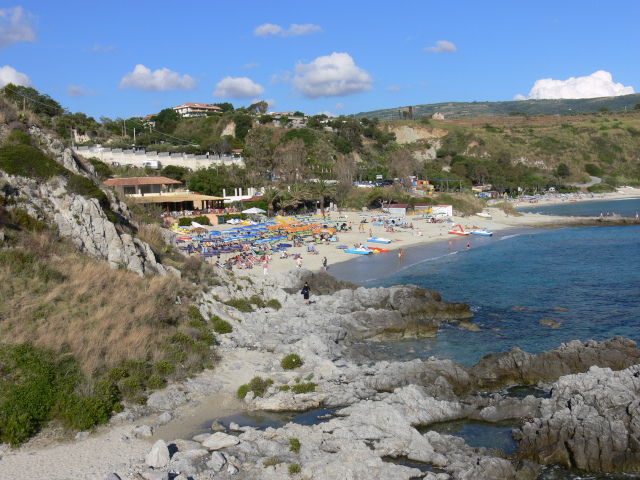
[173,103,223,118]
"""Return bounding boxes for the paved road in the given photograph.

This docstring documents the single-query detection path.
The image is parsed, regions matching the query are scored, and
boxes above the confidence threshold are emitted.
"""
[574,176,601,187]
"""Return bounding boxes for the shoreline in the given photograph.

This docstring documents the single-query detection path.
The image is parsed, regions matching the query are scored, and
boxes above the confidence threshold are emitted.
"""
[217,189,640,284]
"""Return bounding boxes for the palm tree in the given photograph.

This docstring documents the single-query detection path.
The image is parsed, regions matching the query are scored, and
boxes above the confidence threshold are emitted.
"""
[310,179,336,212]
[261,186,280,218]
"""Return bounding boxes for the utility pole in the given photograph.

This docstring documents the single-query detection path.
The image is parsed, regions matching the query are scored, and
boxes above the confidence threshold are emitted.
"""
[122,118,125,137]
[133,127,136,143]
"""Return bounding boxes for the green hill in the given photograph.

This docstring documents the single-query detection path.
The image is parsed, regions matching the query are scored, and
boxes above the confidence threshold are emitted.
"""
[356,93,640,120]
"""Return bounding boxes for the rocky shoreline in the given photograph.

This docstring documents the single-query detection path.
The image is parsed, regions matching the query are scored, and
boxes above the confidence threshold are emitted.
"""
[3,268,638,480]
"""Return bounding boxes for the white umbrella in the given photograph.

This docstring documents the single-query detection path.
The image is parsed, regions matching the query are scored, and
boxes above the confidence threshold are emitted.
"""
[242,207,266,214]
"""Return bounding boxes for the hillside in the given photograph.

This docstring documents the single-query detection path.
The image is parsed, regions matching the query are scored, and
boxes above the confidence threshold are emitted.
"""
[355,93,640,120]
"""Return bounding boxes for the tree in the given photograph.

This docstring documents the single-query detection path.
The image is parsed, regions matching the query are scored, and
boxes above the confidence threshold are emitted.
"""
[387,149,417,190]
[310,180,336,212]
[293,111,304,117]
[556,163,570,178]
[1,83,63,117]
[248,100,268,114]
[261,186,280,217]
[634,102,640,110]
[244,126,274,173]
[214,102,234,113]
[274,138,305,183]
[258,114,273,124]
[234,113,253,142]
[278,115,290,127]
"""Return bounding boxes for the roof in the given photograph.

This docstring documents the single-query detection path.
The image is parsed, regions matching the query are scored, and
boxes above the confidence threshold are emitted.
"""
[133,193,225,204]
[387,204,408,208]
[173,102,222,111]
[103,177,182,186]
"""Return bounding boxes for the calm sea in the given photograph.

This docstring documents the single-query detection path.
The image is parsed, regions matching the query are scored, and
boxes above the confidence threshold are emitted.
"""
[330,199,640,367]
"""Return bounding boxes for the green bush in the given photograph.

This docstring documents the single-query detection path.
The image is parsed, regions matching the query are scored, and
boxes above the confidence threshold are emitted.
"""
[249,295,264,307]
[289,463,301,474]
[224,299,253,312]
[188,305,205,322]
[0,144,66,179]
[263,457,280,468]
[211,316,232,334]
[7,129,31,145]
[237,384,250,399]
[86,157,112,181]
[154,361,175,376]
[147,374,167,390]
[266,299,282,310]
[289,438,301,453]
[178,215,211,227]
[291,382,317,394]
[244,376,273,398]
[281,353,303,370]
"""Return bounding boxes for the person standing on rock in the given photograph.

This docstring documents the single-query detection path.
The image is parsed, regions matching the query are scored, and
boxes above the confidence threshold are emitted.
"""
[301,282,311,306]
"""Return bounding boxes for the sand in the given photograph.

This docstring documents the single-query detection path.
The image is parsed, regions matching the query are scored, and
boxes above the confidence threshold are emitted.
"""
[210,188,640,283]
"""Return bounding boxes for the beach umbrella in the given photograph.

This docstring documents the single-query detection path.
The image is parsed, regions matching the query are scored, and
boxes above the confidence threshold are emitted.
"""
[242,207,266,214]
[191,227,207,235]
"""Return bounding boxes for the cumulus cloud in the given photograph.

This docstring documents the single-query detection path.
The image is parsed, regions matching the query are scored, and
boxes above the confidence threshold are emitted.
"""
[335,102,344,110]
[67,84,95,97]
[0,7,36,50]
[425,40,457,53]
[213,76,265,99]
[293,52,373,98]
[517,71,635,100]
[0,65,32,87]
[119,64,197,91]
[254,23,322,37]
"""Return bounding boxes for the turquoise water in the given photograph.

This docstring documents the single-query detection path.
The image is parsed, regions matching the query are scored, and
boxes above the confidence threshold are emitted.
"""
[331,200,640,367]
[517,196,640,217]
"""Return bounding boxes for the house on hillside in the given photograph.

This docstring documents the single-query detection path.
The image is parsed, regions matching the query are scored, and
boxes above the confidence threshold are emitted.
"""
[173,103,223,118]
[103,177,182,196]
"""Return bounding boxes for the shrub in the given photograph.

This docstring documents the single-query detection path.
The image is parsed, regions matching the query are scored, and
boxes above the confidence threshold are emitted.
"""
[224,299,253,312]
[7,129,31,145]
[188,305,205,322]
[266,299,282,310]
[249,294,264,307]
[0,144,66,179]
[277,385,291,392]
[304,373,314,381]
[178,215,210,226]
[281,353,303,370]
[6,208,46,232]
[237,384,250,399]
[211,316,232,334]
[147,374,167,390]
[263,457,280,468]
[291,382,317,394]
[289,463,301,474]
[247,376,273,397]
[289,438,301,453]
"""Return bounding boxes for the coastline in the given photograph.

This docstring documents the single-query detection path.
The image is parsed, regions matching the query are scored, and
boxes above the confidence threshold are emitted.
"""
[222,188,640,284]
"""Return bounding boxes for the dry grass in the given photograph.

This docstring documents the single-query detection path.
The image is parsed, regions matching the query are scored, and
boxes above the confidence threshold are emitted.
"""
[0,244,185,376]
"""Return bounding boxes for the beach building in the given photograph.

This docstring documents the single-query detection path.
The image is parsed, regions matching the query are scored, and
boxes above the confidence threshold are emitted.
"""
[384,204,409,215]
[103,177,225,218]
[173,103,223,118]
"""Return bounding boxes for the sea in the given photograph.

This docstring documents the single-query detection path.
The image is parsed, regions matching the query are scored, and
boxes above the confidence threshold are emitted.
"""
[330,198,640,367]
[327,198,640,479]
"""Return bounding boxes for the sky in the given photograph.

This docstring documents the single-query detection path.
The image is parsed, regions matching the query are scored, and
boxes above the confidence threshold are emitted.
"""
[1,1,639,121]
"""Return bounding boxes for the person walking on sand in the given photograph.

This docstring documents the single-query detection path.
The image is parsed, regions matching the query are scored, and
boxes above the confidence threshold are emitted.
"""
[301,282,311,306]
[369,228,372,238]
[322,256,327,271]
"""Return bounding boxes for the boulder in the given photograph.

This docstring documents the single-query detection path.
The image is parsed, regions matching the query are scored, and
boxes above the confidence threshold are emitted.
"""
[145,439,170,468]
[202,432,241,450]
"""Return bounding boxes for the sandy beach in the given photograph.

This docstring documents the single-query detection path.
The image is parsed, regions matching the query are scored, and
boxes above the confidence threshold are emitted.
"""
[203,188,640,283]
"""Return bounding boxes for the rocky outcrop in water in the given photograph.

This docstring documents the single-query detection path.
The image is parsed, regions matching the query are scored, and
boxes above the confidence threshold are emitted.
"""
[514,364,640,473]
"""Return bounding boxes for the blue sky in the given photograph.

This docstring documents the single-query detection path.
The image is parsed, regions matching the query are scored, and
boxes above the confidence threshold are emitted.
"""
[1,0,638,120]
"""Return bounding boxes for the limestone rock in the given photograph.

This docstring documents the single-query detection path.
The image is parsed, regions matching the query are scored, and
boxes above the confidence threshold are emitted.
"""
[145,439,170,468]
[202,432,240,450]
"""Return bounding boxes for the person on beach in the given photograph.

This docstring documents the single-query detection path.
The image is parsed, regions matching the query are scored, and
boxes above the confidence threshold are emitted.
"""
[467,241,470,250]
[322,256,327,271]
[263,261,269,277]
[301,282,311,306]
[449,240,453,252]
[399,248,403,261]
[297,257,302,268]
[369,228,372,238]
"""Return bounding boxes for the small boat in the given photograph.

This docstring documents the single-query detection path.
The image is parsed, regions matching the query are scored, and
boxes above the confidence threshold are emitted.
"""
[369,246,390,253]
[367,236,392,244]
[470,228,493,236]
[345,244,372,255]
[448,225,470,236]
[476,212,492,220]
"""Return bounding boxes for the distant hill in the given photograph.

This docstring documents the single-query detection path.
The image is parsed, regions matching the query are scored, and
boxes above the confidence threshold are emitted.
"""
[355,93,640,120]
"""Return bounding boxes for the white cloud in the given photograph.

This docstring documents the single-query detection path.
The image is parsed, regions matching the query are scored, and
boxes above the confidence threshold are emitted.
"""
[254,23,322,37]
[335,102,344,110]
[93,43,114,52]
[317,110,337,118]
[425,40,457,53]
[242,62,260,69]
[387,85,402,92]
[67,84,95,97]
[0,7,36,50]
[213,76,265,99]
[520,71,635,100]
[0,65,32,87]
[119,64,197,91]
[293,52,373,98]
[513,93,526,101]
